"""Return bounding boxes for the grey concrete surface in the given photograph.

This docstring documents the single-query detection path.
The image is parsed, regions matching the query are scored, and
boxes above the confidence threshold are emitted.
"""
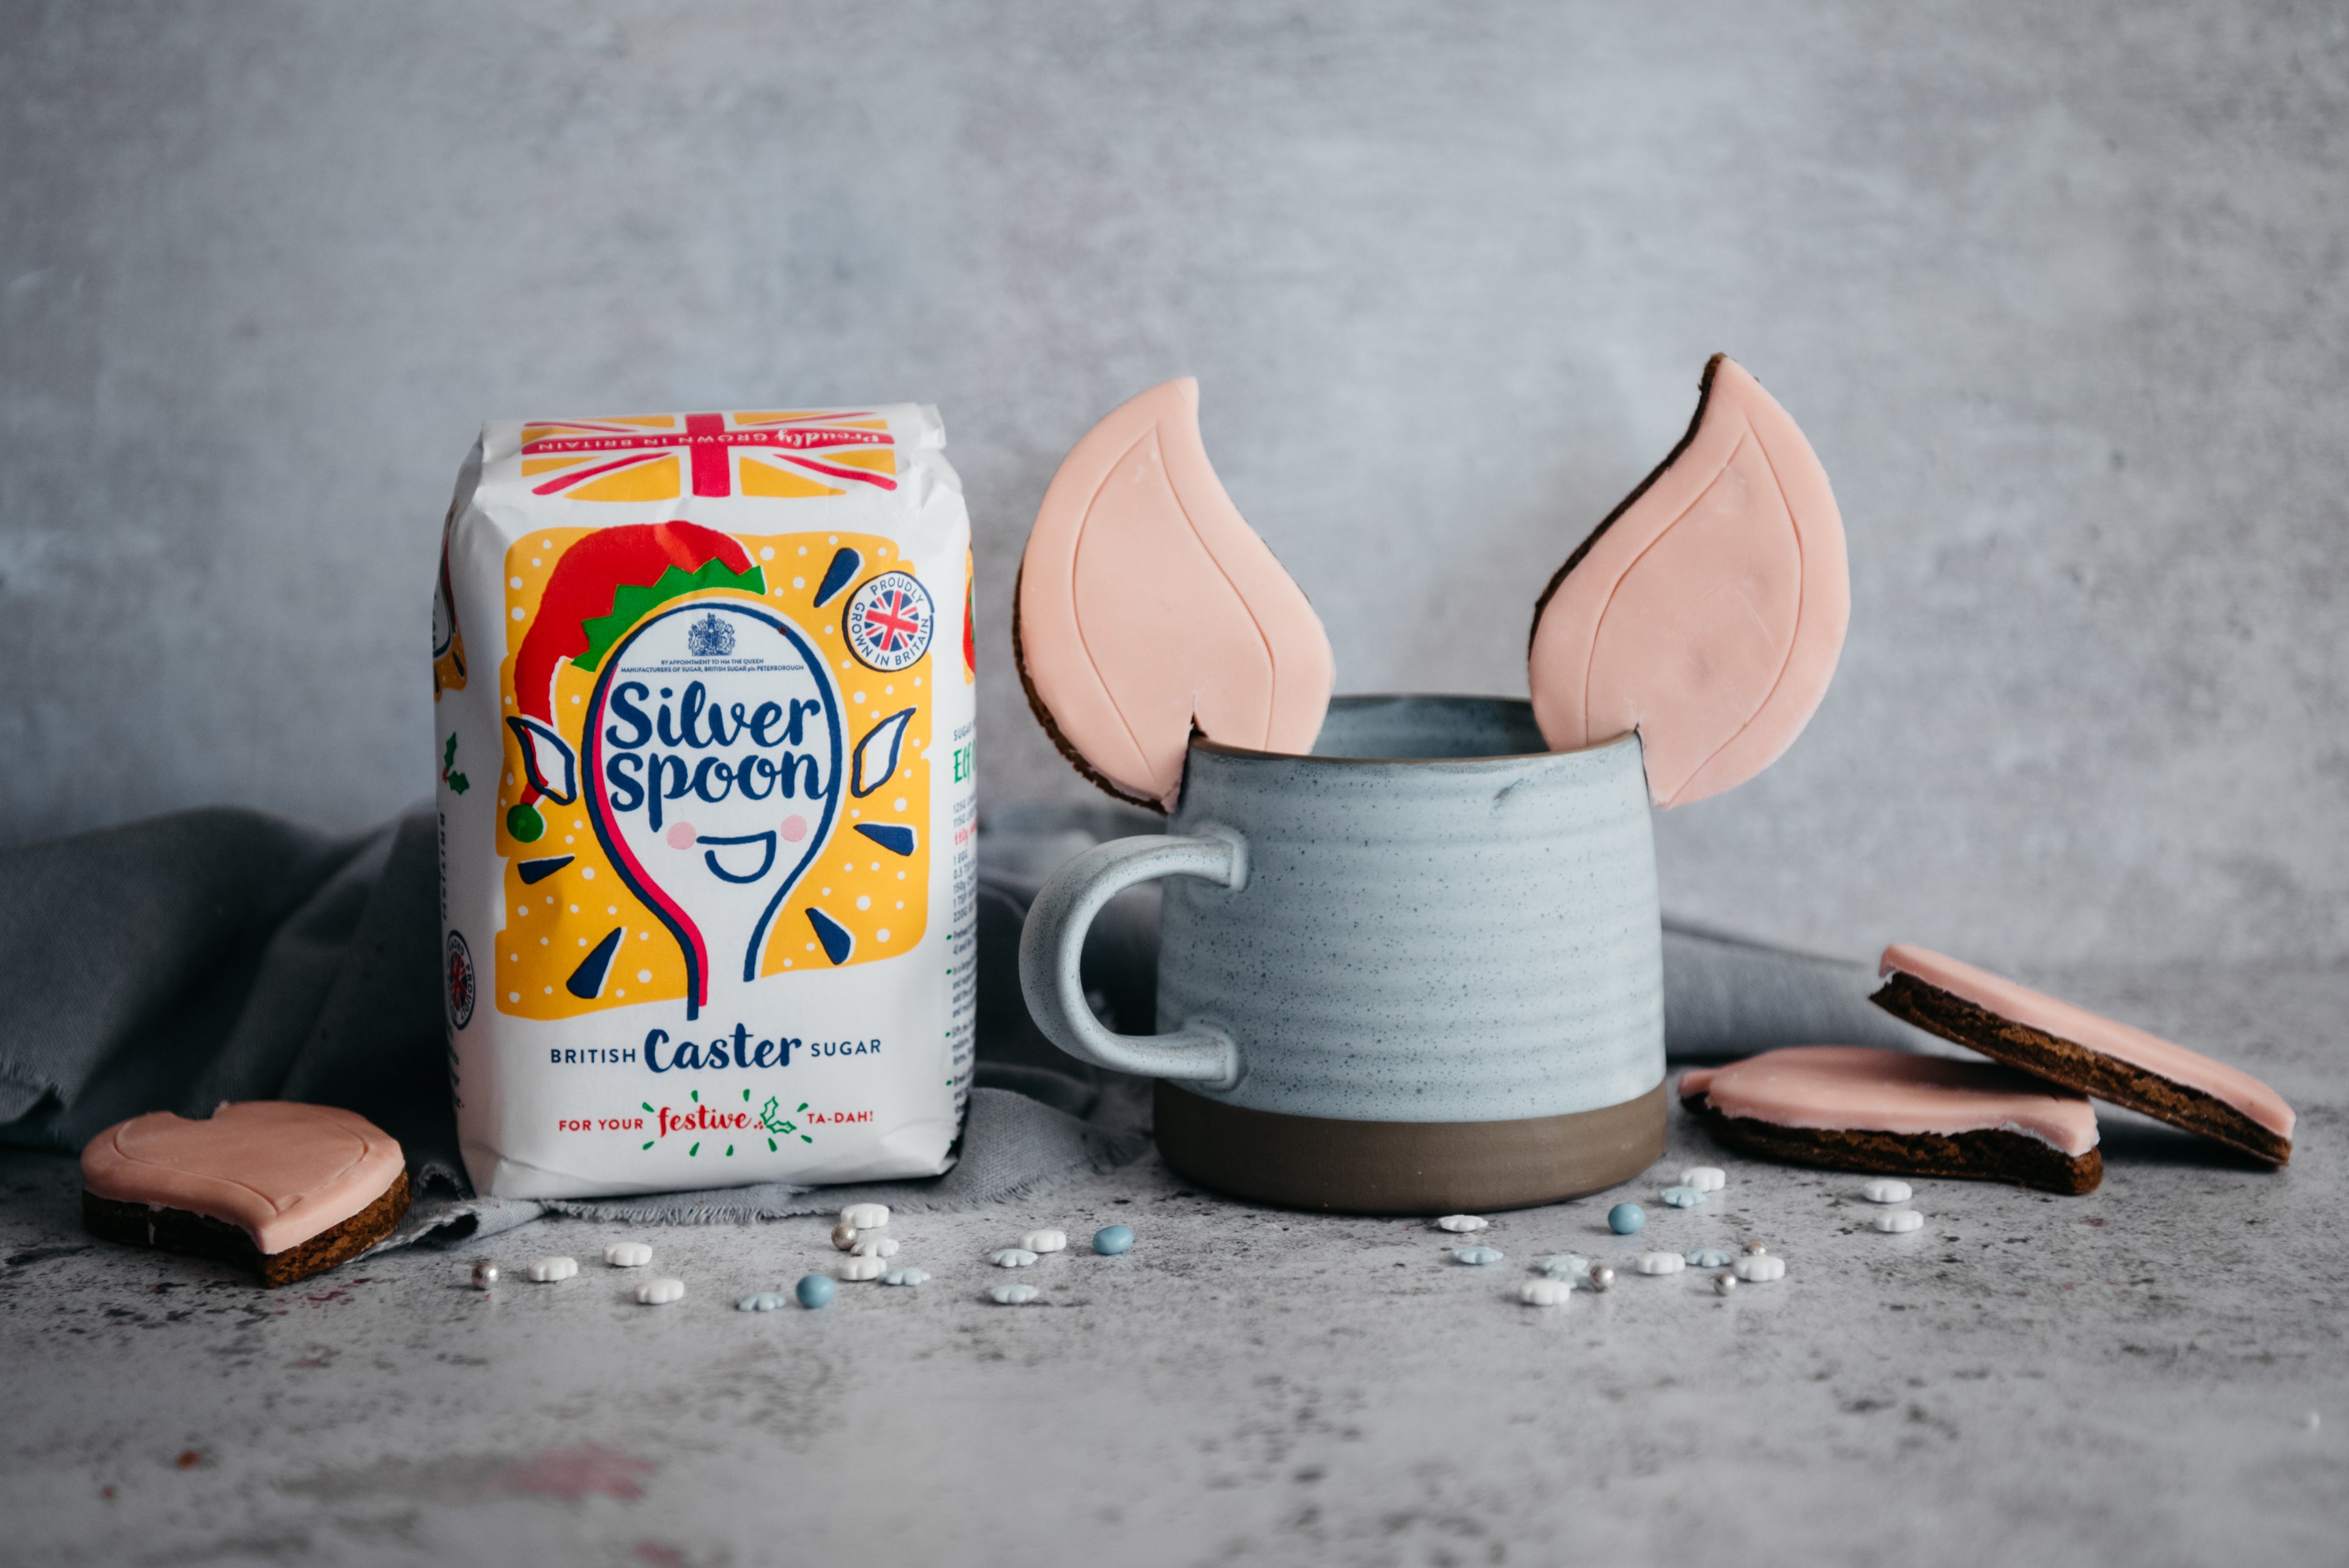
[2,962,2341,1567]
[2,3,2347,971]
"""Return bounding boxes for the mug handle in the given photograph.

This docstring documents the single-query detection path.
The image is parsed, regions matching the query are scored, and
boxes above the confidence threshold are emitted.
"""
[1017,829,1249,1090]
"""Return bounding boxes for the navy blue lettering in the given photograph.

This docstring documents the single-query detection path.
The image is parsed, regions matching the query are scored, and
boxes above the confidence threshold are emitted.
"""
[691,756,733,802]
[605,682,653,749]
[604,752,644,812]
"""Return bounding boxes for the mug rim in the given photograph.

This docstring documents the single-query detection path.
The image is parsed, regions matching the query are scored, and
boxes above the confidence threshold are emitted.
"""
[1187,693,1638,768]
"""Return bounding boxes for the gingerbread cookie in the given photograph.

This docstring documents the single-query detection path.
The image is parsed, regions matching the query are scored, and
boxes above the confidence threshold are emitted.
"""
[1871,945,2293,1166]
[1015,378,1334,810]
[1680,1046,2102,1195]
[1528,355,1849,807]
[81,1102,411,1287]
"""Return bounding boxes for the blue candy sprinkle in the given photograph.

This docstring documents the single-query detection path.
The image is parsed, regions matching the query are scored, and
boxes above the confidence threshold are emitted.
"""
[737,1292,785,1313]
[795,1274,836,1309]
[880,1268,930,1287]
[1538,1254,1590,1279]
[1608,1203,1646,1235]
[1660,1186,1705,1208]
[990,1283,1039,1305]
[991,1248,1039,1268]
[1452,1246,1504,1266]
[1093,1224,1135,1256]
[1685,1248,1735,1269]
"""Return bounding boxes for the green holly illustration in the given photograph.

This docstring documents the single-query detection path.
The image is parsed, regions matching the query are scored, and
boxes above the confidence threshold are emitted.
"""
[440,733,470,796]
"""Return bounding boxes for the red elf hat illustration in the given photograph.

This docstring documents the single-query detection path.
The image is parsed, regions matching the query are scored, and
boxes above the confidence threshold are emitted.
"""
[504,521,763,842]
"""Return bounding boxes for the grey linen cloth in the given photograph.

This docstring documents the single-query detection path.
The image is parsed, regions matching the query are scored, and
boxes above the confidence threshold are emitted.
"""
[0,800,1923,1247]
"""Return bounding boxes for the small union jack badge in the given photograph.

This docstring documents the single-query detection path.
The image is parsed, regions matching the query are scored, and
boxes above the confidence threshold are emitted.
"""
[845,572,934,673]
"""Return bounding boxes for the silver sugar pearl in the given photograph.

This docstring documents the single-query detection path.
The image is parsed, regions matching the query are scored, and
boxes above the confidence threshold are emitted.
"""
[1743,1240,1769,1256]
[1714,1270,1738,1296]
[831,1221,859,1251]
[470,1259,499,1290]
[1584,1263,1615,1292]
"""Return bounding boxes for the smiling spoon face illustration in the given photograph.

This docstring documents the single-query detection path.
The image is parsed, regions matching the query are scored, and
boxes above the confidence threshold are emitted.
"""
[579,600,843,1016]
[1015,378,1334,810]
[1527,355,1850,808]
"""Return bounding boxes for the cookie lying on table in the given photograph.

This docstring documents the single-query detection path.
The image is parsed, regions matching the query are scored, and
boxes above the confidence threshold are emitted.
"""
[1872,944,2293,1166]
[81,1102,410,1287]
[1679,1045,2104,1195]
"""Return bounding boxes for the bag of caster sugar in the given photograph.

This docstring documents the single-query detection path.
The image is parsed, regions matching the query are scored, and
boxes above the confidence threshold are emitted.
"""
[431,406,978,1198]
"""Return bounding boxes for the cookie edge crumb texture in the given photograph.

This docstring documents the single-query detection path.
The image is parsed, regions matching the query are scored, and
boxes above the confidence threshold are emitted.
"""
[83,1168,413,1287]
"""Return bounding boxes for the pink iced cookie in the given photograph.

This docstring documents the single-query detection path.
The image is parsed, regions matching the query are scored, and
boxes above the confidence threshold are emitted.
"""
[81,1102,412,1285]
[1872,945,2294,1166]
[1528,355,1849,807]
[1680,1046,2102,1194]
[1015,379,1334,810]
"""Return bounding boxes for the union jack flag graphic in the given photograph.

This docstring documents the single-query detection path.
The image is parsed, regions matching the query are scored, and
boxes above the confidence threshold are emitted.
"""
[858,586,924,654]
[518,410,899,501]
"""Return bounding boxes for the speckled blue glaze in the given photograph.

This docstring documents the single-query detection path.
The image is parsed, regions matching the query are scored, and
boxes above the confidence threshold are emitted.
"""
[1093,1224,1135,1255]
[1609,1203,1646,1235]
[1020,697,1664,1123]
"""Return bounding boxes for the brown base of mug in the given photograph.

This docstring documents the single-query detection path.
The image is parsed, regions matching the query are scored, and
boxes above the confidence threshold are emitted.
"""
[1154,1079,1668,1214]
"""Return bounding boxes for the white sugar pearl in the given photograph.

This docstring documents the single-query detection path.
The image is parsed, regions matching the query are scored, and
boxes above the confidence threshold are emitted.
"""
[990,1283,1040,1305]
[1021,1228,1068,1254]
[604,1242,652,1268]
[1873,1208,1924,1233]
[991,1248,1039,1268]
[1636,1252,1684,1276]
[1680,1166,1727,1193]
[634,1277,686,1305]
[1863,1179,1913,1204]
[525,1256,577,1282]
[1733,1254,1786,1283]
[841,1203,890,1230]
[848,1235,899,1257]
[1434,1215,1489,1233]
[1518,1279,1573,1307]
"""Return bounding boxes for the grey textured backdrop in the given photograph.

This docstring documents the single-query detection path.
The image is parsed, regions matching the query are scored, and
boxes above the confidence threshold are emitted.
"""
[2,2,2343,970]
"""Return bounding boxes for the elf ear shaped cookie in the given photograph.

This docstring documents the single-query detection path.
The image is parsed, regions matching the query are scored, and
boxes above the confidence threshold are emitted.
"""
[1015,379,1334,810]
[1528,355,1849,807]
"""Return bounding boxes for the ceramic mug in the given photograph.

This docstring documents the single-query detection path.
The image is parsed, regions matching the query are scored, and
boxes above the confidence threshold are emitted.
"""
[1018,695,1666,1212]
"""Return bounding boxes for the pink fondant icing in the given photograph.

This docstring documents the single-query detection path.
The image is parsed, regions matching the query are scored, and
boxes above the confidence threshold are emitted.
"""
[80,1101,406,1255]
[1682,1046,2099,1156]
[1529,356,1849,807]
[1879,944,2295,1140]
[1019,378,1334,809]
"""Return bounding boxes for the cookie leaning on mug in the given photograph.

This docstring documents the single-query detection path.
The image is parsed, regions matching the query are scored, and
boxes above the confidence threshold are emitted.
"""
[1015,378,1334,811]
[81,1102,411,1286]
[1528,355,1849,807]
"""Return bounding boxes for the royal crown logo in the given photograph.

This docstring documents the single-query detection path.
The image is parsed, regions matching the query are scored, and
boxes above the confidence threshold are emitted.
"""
[685,612,737,659]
